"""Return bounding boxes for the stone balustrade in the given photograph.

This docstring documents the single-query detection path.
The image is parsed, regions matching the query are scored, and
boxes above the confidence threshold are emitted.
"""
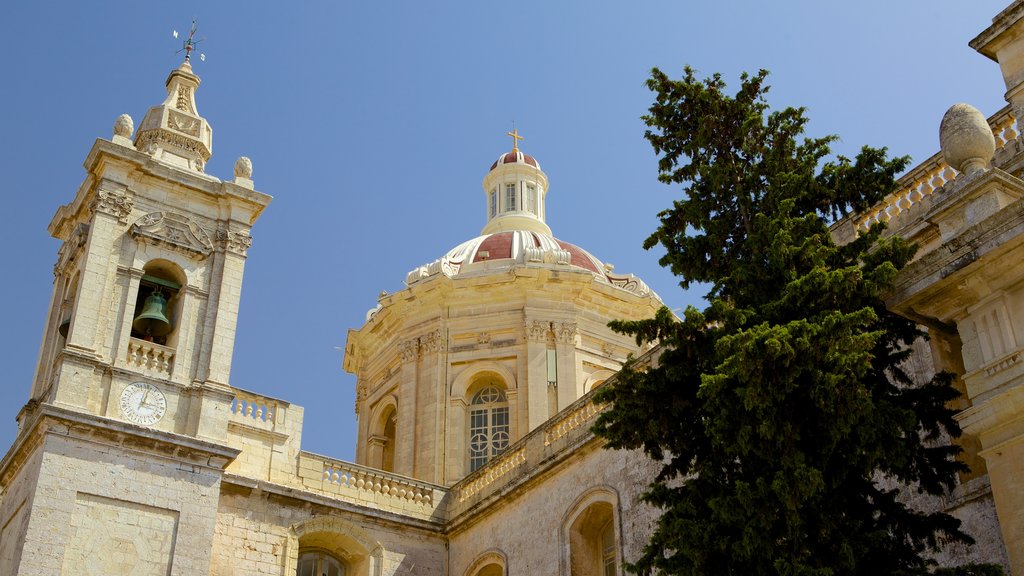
[125,337,175,376]
[544,398,604,446]
[229,388,283,432]
[853,106,1017,234]
[297,452,446,521]
[455,447,527,503]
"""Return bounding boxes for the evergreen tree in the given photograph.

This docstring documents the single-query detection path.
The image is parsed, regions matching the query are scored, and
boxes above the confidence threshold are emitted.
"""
[593,67,977,575]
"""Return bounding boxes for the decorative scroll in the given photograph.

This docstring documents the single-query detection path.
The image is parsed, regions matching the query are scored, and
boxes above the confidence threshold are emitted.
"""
[399,339,418,363]
[216,229,253,256]
[91,190,134,224]
[605,272,652,297]
[421,329,446,354]
[554,322,578,344]
[131,211,213,258]
[526,320,549,342]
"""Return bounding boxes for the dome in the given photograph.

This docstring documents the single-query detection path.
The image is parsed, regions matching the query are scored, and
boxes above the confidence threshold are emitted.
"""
[489,149,540,171]
[404,230,653,298]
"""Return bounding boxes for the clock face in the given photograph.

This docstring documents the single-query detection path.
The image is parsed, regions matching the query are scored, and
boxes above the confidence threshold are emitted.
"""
[119,382,167,426]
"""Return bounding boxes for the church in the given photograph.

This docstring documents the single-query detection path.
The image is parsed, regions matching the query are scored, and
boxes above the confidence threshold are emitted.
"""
[4,2,1024,575]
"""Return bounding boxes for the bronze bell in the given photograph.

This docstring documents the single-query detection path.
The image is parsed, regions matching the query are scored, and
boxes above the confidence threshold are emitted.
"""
[132,290,172,337]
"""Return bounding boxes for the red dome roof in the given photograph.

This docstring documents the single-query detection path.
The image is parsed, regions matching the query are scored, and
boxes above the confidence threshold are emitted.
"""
[401,230,658,303]
[489,149,540,171]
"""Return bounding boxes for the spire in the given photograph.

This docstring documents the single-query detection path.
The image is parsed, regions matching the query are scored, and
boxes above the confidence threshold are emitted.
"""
[133,22,213,172]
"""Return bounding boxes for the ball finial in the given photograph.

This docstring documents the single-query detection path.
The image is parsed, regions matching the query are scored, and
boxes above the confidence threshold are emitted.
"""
[940,103,995,176]
[113,114,134,139]
[234,156,253,179]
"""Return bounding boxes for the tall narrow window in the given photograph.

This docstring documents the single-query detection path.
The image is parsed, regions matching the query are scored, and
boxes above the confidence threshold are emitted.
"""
[504,183,517,213]
[526,184,537,215]
[382,409,397,472]
[601,520,616,576]
[468,386,510,471]
[489,188,498,218]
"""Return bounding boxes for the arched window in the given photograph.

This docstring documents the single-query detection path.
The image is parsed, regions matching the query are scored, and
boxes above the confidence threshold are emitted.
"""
[381,408,397,472]
[566,495,619,576]
[130,260,184,346]
[468,386,509,471]
[297,550,347,576]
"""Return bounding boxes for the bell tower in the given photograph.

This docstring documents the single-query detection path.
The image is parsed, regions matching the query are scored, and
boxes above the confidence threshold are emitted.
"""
[0,51,272,575]
[27,57,269,442]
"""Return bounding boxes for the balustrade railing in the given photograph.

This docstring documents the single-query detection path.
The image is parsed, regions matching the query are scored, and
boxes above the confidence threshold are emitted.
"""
[126,338,175,376]
[853,106,1018,233]
[456,447,526,503]
[230,388,282,431]
[544,398,604,446]
[312,454,439,507]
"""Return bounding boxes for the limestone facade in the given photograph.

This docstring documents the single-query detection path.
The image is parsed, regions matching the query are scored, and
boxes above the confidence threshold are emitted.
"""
[5,3,1024,575]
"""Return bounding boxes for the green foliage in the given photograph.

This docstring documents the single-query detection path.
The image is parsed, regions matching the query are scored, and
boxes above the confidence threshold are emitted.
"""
[594,67,972,575]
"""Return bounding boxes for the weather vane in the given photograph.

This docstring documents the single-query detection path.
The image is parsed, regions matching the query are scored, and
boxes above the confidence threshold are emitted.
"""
[507,122,523,152]
[173,20,206,63]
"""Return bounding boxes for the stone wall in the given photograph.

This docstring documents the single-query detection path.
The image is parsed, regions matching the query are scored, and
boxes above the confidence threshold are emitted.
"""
[210,480,447,576]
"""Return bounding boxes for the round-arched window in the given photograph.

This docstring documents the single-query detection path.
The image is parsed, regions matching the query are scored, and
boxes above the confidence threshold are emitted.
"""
[469,386,509,472]
[297,550,346,576]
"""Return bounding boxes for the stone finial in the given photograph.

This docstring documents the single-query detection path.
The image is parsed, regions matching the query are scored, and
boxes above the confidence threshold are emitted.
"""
[234,156,253,179]
[940,103,996,176]
[232,156,254,189]
[114,114,134,139]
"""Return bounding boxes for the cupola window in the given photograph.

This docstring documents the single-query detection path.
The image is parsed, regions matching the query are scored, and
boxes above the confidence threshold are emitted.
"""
[468,385,510,471]
[526,184,537,215]
[489,188,498,218]
[504,183,517,213]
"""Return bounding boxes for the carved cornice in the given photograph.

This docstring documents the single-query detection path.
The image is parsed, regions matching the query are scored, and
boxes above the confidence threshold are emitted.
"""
[90,189,134,224]
[135,128,211,171]
[131,211,213,258]
[216,229,253,257]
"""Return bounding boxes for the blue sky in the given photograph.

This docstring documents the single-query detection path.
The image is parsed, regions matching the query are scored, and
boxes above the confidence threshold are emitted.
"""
[0,1,1010,460]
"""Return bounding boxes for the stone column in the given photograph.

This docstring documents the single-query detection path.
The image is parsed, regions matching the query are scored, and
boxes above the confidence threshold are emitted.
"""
[525,319,552,430]
[396,338,419,478]
[66,187,133,355]
[204,229,251,386]
[554,321,580,411]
